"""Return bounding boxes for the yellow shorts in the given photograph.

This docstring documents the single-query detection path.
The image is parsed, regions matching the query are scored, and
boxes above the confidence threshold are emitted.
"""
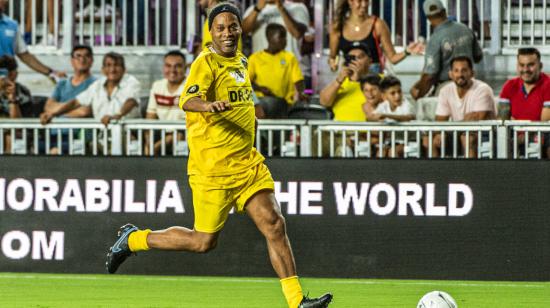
[189,163,275,233]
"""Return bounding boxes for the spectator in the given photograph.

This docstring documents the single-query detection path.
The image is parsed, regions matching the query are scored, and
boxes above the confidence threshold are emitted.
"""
[249,23,305,118]
[145,50,187,155]
[359,73,383,155]
[242,0,309,60]
[498,47,550,157]
[369,75,415,157]
[41,45,96,154]
[40,52,141,126]
[328,0,424,73]
[0,55,28,153]
[320,41,372,121]
[0,55,32,117]
[0,0,65,79]
[410,0,483,100]
[361,73,383,120]
[423,56,496,158]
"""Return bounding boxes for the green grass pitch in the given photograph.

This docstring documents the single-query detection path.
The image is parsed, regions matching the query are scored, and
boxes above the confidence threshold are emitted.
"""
[1,273,548,307]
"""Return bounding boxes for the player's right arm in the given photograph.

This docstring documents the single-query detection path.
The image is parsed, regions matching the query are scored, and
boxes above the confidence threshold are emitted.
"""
[182,97,232,113]
[179,53,233,113]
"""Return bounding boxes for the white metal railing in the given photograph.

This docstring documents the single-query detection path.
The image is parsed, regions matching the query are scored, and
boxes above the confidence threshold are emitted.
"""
[6,0,549,55]
[503,0,549,49]
[256,119,307,157]
[7,0,191,53]
[0,118,118,155]
[507,122,550,159]
[310,120,498,159]
[123,119,188,156]
[1,119,549,159]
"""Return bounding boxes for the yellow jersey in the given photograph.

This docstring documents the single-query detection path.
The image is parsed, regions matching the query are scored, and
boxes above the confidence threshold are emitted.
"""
[248,50,304,105]
[180,47,264,176]
[333,78,367,121]
[202,20,242,51]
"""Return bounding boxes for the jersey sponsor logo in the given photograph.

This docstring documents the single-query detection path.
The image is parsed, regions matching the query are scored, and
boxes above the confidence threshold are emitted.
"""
[227,86,253,103]
[187,84,199,94]
[229,69,246,84]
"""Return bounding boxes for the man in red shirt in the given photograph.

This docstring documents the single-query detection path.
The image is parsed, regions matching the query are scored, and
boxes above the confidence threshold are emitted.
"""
[499,47,550,157]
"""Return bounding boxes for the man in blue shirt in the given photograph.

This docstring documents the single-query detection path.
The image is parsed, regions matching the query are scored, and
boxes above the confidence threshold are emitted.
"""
[40,45,96,154]
[0,0,64,79]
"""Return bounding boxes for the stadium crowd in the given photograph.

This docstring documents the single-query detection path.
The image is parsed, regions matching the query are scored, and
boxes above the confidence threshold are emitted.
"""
[0,0,549,157]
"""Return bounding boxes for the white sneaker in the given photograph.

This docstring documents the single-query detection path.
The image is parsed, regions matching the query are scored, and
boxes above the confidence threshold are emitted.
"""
[75,4,95,18]
[38,33,55,46]
[94,4,113,18]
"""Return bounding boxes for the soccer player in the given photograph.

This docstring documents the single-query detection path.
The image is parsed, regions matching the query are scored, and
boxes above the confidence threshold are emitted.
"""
[105,3,332,308]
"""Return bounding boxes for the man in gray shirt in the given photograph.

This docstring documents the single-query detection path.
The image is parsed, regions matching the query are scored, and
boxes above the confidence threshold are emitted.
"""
[410,0,483,100]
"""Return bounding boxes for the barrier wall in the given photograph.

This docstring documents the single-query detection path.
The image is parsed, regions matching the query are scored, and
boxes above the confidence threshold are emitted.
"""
[0,157,549,281]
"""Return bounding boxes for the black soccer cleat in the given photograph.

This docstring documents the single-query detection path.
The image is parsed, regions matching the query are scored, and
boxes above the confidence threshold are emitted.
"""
[106,223,138,274]
[299,293,333,308]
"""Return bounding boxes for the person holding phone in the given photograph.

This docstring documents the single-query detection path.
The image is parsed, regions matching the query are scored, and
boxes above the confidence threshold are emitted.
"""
[0,55,33,153]
[319,41,373,121]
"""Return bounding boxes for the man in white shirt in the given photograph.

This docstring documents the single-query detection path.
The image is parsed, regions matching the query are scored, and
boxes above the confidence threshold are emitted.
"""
[145,50,187,155]
[423,56,496,158]
[242,0,309,60]
[40,52,141,126]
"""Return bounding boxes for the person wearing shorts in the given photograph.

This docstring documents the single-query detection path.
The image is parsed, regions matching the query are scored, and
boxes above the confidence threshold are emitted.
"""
[105,3,332,308]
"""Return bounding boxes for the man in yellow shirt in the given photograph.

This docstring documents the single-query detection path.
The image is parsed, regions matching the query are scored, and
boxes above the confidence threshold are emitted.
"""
[106,3,332,308]
[249,23,305,118]
[319,41,373,121]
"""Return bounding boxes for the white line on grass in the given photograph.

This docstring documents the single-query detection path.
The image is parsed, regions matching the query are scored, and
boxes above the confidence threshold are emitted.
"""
[0,274,546,289]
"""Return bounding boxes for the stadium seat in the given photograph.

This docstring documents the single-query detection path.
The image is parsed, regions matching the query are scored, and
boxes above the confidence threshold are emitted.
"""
[27,95,49,118]
[287,103,332,120]
[258,96,288,119]
[139,95,149,118]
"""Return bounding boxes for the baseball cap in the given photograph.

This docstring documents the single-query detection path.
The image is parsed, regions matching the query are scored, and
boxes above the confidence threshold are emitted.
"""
[423,0,446,17]
[343,41,372,58]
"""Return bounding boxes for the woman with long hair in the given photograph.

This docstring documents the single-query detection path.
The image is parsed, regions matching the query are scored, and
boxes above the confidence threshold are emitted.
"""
[328,0,423,72]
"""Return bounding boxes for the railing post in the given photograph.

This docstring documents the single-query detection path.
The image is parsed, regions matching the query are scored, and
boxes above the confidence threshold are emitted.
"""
[312,0,325,92]
[186,0,197,49]
[497,122,509,159]
[61,0,74,53]
[300,123,312,157]
[110,122,123,155]
[490,0,502,55]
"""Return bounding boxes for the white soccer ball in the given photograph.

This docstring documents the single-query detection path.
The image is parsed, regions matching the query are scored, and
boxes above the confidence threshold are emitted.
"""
[417,291,458,308]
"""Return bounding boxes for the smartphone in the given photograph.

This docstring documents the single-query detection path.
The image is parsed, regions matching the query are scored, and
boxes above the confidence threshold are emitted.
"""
[344,54,356,66]
[0,68,8,77]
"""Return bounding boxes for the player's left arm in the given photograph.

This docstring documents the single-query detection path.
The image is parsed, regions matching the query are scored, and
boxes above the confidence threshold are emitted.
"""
[182,97,232,113]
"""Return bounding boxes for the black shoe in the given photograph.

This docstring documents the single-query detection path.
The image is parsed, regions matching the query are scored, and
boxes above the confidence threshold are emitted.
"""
[299,293,333,308]
[106,223,138,274]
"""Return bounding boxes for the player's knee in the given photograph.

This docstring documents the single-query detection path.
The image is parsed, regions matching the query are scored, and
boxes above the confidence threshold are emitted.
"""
[264,214,286,240]
[194,237,217,253]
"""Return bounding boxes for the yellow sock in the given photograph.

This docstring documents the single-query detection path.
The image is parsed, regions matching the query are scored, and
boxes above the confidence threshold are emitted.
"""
[280,276,303,308]
[128,229,151,252]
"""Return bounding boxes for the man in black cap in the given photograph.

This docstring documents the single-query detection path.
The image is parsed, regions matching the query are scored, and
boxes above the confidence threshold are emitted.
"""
[106,3,332,307]
[410,0,483,100]
[320,41,373,121]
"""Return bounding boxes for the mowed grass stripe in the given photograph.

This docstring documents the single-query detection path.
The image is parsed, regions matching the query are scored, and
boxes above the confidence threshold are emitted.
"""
[1,273,549,307]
